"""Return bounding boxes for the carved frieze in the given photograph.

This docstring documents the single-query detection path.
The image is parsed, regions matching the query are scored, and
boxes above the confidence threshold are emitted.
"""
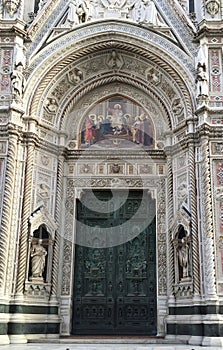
[157,179,167,295]
[199,142,217,296]
[61,239,73,295]
[0,48,13,105]
[24,282,51,297]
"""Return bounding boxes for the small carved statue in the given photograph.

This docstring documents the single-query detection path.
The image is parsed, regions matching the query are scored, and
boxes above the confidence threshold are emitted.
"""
[3,0,20,17]
[37,0,48,13]
[10,63,25,100]
[196,63,209,97]
[146,67,161,85]
[172,98,183,115]
[67,0,80,26]
[131,0,164,26]
[178,237,190,279]
[107,50,123,69]
[69,68,83,84]
[131,0,143,22]
[30,239,47,279]
[75,0,94,23]
[44,98,58,113]
[140,0,162,25]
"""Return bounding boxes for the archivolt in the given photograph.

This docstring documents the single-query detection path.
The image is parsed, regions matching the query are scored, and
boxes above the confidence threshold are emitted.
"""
[57,73,172,132]
[25,25,195,122]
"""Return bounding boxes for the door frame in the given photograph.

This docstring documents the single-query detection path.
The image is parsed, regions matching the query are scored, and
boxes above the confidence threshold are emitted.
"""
[59,178,168,337]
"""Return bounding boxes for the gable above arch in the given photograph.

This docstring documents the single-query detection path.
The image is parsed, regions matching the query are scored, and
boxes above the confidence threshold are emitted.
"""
[27,0,196,59]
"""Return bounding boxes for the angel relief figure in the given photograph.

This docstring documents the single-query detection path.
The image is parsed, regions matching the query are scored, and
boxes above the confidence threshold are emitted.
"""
[107,50,124,69]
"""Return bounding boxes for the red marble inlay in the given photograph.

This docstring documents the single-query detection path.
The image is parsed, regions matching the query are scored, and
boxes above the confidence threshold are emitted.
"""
[220,202,223,234]
[216,163,223,186]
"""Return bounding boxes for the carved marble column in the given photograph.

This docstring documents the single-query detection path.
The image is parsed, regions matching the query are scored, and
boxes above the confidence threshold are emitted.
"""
[51,154,65,298]
[166,154,174,299]
[200,137,217,298]
[16,138,37,295]
[60,183,83,335]
[0,133,18,294]
[188,142,200,296]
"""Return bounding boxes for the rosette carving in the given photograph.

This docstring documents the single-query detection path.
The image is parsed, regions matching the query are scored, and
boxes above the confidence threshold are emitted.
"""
[206,0,220,17]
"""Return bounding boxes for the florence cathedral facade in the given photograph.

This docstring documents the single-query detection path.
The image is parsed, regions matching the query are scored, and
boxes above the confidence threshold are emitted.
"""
[0,0,223,347]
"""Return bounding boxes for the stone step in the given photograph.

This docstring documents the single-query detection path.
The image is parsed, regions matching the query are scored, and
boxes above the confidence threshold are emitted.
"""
[30,337,186,344]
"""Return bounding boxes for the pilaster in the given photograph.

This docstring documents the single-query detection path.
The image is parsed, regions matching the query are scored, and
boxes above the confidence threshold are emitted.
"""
[188,141,200,297]
[16,129,39,296]
[0,130,19,295]
[51,151,65,299]
[200,135,217,299]
[166,151,175,301]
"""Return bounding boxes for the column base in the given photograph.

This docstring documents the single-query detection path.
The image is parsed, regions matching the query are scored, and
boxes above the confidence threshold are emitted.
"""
[202,337,223,347]
[9,334,27,343]
[188,336,203,345]
[0,335,10,344]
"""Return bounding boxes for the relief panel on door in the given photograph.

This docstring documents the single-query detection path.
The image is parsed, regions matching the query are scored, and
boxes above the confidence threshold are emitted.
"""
[72,190,156,335]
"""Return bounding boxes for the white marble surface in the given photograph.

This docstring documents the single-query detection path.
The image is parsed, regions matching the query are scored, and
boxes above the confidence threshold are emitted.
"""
[0,344,220,350]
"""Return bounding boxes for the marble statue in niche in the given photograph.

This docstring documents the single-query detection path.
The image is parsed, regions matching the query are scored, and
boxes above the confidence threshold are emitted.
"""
[30,239,47,279]
[79,96,154,149]
[195,63,209,97]
[10,63,25,100]
[29,224,50,283]
[176,226,191,282]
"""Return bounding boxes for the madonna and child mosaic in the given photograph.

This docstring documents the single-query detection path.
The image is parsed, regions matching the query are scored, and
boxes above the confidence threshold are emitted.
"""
[80,97,154,149]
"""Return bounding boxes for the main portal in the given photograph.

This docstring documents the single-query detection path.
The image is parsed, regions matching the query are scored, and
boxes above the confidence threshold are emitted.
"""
[72,190,156,335]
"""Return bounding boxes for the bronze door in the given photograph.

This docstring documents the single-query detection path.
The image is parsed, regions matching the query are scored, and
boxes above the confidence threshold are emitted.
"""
[72,190,156,335]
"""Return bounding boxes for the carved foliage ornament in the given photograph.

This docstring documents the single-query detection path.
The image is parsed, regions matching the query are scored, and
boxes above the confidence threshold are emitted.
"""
[3,0,20,17]
[206,0,220,17]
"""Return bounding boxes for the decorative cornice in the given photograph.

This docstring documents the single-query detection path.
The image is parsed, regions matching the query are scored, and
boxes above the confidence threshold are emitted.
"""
[195,20,223,40]
[66,149,166,160]
[0,19,27,35]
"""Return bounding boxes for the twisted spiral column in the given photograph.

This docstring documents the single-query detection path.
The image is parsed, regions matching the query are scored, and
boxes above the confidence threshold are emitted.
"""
[167,155,174,296]
[51,155,65,297]
[188,143,200,296]
[200,137,216,297]
[16,141,35,294]
[0,134,18,293]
